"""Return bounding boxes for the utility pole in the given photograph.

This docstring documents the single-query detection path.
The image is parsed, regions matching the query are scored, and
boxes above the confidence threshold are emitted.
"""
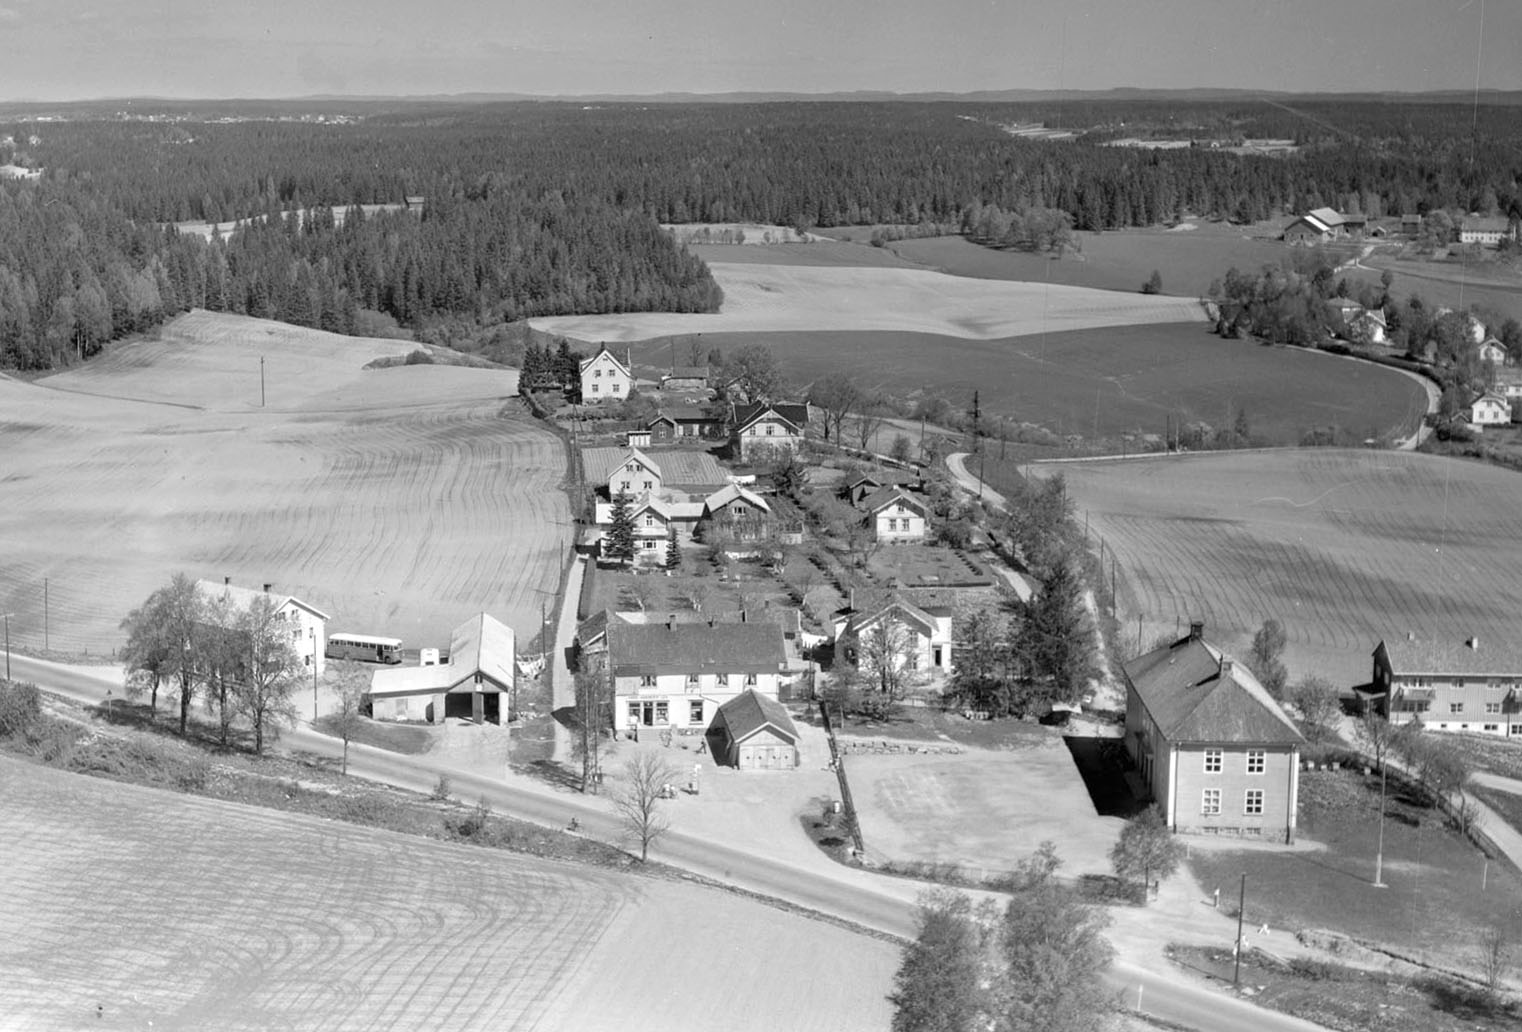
[1233,872,1247,987]
[260,355,266,408]
[43,578,48,652]
[2,612,13,680]
[311,627,319,721]
[1373,759,1389,887]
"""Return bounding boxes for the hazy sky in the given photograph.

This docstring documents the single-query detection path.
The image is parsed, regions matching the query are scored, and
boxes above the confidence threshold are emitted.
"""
[0,0,1516,100]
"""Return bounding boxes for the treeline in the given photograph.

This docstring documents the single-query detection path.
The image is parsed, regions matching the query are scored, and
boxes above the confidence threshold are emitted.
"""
[12,99,1522,233]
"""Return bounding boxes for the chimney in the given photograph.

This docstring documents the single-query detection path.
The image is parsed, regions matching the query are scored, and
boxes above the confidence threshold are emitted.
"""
[740,609,748,623]
[1188,621,1203,641]
[262,583,272,593]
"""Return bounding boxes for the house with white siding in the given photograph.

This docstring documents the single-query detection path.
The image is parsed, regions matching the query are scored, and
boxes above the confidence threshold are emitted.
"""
[368,613,515,724]
[1469,393,1512,427]
[731,402,809,460]
[579,346,632,404]
[195,578,330,676]
[833,597,953,678]
[858,486,929,543]
[1372,634,1522,737]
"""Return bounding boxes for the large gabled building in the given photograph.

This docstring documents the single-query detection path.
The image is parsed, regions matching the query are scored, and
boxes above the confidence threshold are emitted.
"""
[1123,623,1304,843]
[368,612,516,725]
[579,345,632,404]
[1372,634,1522,737]
[195,578,330,676]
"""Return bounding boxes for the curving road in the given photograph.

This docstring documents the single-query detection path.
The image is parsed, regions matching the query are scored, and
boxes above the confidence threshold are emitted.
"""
[10,652,1330,1032]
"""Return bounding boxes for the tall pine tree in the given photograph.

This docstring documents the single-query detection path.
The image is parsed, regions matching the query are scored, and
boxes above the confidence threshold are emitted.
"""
[605,493,637,565]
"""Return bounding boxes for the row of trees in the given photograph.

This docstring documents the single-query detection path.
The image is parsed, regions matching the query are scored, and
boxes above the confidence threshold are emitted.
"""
[117,573,333,754]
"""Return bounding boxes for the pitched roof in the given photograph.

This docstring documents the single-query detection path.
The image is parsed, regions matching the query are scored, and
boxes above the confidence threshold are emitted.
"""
[579,345,629,375]
[1307,207,1346,228]
[843,596,939,639]
[1123,636,1302,745]
[1461,215,1512,233]
[704,482,771,515]
[717,689,798,746]
[370,612,515,696]
[1352,308,1387,328]
[860,486,928,516]
[661,366,710,381]
[650,403,713,424]
[733,401,809,432]
[607,619,787,676]
[195,579,331,622]
[1378,636,1522,677]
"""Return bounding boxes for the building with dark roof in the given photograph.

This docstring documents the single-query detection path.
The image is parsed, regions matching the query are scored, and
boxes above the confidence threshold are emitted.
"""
[1372,634,1522,737]
[1123,623,1303,842]
[731,401,809,459]
[858,486,930,543]
[608,617,788,734]
[659,366,711,392]
[713,689,800,769]
[833,596,953,679]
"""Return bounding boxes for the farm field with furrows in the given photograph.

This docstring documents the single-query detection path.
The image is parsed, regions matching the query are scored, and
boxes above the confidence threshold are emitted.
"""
[530,260,1208,342]
[630,323,1428,446]
[1047,449,1522,687]
[0,758,896,1032]
[0,310,569,655]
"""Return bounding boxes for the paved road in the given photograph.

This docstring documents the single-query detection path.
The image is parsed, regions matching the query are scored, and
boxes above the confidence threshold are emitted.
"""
[11,652,1331,1032]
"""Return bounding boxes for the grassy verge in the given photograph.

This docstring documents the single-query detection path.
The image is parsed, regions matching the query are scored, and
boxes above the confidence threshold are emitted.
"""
[1439,733,1522,782]
[1169,944,1519,1032]
[1473,785,1522,836]
[0,679,629,869]
[1185,770,1522,966]
[811,702,1058,750]
[314,713,436,755]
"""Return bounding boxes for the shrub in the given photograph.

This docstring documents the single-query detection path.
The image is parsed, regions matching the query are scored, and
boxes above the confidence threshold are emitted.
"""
[402,348,435,365]
[0,680,43,740]
[432,774,453,801]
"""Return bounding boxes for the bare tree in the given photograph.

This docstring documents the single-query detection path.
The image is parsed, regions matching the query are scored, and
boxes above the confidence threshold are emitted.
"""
[624,575,663,612]
[1354,709,1406,769]
[853,396,888,452]
[1478,926,1513,991]
[614,752,678,861]
[673,576,712,614]
[233,594,302,755]
[330,660,370,775]
[199,592,242,747]
[572,670,613,793]
[808,372,859,443]
[859,615,914,719]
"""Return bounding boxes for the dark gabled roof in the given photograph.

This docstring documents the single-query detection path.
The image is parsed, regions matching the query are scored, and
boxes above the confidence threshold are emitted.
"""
[842,596,938,639]
[1377,637,1522,677]
[662,366,710,381]
[860,486,928,516]
[733,401,809,432]
[717,689,798,746]
[579,345,629,375]
[608,620,787,676]
[575,610,612,649]
[650,403,714,424]
[1124,636,1302,746]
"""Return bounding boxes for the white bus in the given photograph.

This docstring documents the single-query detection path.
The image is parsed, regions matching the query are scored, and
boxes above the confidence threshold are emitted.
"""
[325,633,403,664]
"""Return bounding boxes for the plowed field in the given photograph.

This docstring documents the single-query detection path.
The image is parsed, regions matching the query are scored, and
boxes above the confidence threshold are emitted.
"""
[0,310,569,654]
[0,758,895,1031]
[1050,450,1522,686]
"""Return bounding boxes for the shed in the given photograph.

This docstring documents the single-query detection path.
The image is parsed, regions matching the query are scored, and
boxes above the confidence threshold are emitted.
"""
[713,689,799,770]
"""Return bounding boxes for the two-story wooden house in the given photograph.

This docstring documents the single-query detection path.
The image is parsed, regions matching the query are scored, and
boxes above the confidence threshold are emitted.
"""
[1123,623,1304,843]
[858,486,930,543]
[731,402,809,460]
[833,596,954,678]
[579,345,632,404]
[606,617,788,735]
[196,577,330,676]
[1372,634,1522,737]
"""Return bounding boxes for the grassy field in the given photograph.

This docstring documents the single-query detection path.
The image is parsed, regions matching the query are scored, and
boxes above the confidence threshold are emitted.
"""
[687,240,919,268]
[882,223,1306,298]
[631,323,1427,447]
[531,260,1207,342]
[0,310,570,656]
[1049,449,1522,687]
[1,756,896,1031]
[1349,252,1522,326]
[1185,769,1522,965]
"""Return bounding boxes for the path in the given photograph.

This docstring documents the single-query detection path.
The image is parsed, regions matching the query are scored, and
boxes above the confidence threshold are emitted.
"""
[550,555,588,762]
[15,652,1339,1032]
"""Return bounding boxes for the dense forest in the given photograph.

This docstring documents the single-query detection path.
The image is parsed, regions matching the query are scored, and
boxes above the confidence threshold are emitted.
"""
[3,97,1521,371]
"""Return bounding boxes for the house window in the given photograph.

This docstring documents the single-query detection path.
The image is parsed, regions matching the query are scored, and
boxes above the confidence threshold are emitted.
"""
[645,515,655,527]
[641,539,657,549]
[594,369,602,377]
[716,673,729,687]
[620,480,631,492]
[1246,750,1265,775]
[1450,702,1465,715]
[1484,723,1500,732]
[592,384,600,393]
[640,675,656,687]
[612,383,622,393]
[765,424,775,436]
[643,480,653,491]
[1202,789,1222,816]
[1486,702,1502,714]
[734,506,746,516]
[628,701,640,725]
[1244,790,1264,816]
[686,673,700,690]
[689,700,704,724]
[1203,749,1223,773]
[745,673,757,686]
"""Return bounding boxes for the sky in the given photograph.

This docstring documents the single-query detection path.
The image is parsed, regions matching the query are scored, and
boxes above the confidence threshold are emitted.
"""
[0,0,1517,101]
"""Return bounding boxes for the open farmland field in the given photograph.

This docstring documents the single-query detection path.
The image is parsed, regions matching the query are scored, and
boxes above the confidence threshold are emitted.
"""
[1346,254,1522,326]
[1047,450,1522,686]
[0,310,569,655]
[531,261,1207,342]
[0,757,896,1032]
[883,226,1316,299]
[629,324,1427,446]
[687,240,920,268]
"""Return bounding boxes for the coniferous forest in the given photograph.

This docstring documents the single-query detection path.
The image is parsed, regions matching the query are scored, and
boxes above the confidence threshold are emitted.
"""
[3,96,1521,371]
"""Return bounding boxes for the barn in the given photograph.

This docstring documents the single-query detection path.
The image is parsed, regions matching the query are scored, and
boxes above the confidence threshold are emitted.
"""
[368,612,515,724]
[712,689,799,770]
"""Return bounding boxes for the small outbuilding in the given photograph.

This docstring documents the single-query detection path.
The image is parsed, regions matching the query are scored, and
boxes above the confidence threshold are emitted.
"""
[368,612,515,724]
[713,689,799,770]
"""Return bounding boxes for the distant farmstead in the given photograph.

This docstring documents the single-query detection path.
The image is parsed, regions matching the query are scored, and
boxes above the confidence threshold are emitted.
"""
[1282,207,1358,245]
[580,345,632,404]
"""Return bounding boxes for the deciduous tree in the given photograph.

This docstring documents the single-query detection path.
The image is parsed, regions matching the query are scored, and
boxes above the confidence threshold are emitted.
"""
[890,890,987,1032]
[1249,618,1289,698]
[1289,675,1341,740]
[808,372,860,443]
[1109,806,1184,898]
[233,594,301,755]
[120,573,205,734]
[572,670,613,793]
[330,660,370,775]
[614,752,678,860]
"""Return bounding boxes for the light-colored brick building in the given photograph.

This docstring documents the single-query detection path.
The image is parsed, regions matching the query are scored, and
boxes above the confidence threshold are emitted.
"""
[1123,623,1304,843]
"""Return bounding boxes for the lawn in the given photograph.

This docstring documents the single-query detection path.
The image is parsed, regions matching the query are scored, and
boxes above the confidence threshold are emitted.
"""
[1185,770,1522,965]
[866,544,994,589]
[1439,733,1522,782]
[576,557,795,622]
[687,240,919,268]
[633,322,1426,448]
[1472,785,1522,838]
[1050,449,1522,687]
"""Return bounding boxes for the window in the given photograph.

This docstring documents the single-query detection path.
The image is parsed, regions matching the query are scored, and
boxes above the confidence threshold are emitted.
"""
[628,702,640,724]
[1484,724,1500,732]
[689,700,704,724]
[641,539,657,549]
[1244,790,1264,815]
[765,424,775,436]
[745,673,757,686]
[640,675,656,687]
[1202,789,1221,816]
[645,515,655,527]
[1203,749,1223,773]
[594,369,602,377]
[716,673,729,687]
[686,672,700,689]
[1450,702,1465,715]
[1486,702,1502,714]
[1246,750,1265,774]
[1455,679,1466,688]
[592,384,600,394]
[620,480,631,492]
[612,382,621,392]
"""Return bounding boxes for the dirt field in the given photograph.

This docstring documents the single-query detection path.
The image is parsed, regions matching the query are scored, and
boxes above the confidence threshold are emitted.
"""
[0,310,570,656]
[0,757,895,1032]
[847,739,1123,879]
[530,261,1207,342]
[629,323,1427,447]
[1047,449,1522,686]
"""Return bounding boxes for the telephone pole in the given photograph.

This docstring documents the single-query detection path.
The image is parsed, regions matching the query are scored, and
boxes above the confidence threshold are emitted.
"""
[1233,873,1248,987]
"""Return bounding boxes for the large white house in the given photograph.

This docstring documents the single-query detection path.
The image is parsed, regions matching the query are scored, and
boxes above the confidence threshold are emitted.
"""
[579,345,632,404]
[833,596,954,678]
[731,402,809,459]
[195,578,330,675]
[1373,634,1522,737]
[1470,393,1512,427]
